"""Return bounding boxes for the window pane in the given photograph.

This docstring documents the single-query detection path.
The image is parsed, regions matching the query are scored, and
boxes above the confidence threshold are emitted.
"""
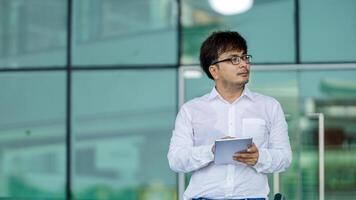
[182,0,295,64]
[250,70,300,200]
[73,0,178,66]
[0,72,66,199]
[72,69,177,200]
[299,69,356,199]
[0,0,67,68]
[183,67,300,199]
[300,0,356,62]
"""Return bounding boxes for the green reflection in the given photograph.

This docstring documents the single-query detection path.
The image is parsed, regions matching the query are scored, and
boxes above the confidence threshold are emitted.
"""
[182,0,295,64]
[0,0,67,68]
[72,70,177,200]
[73,0,178,66]
[0,72,66,199]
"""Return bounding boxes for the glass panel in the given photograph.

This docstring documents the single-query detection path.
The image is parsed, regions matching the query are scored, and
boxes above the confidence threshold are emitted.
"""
[181,0,295,64]
[299,69,356,199]
[250,70,300,200]
[72,69,177,200]
[182,67,300,198]
[0,72,66,199]
[184,69,213,100]
[299,115,319,200]
[73,0,178,66]
[0,0,67,68]
[183,66,356,199]
[300,0,356,62]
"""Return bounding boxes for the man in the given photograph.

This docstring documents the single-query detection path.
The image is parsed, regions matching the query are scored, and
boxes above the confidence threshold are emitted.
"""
[168,31,292,200]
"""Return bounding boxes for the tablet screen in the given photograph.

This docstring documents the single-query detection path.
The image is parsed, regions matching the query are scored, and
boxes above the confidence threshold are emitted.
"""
[214,137,253,165]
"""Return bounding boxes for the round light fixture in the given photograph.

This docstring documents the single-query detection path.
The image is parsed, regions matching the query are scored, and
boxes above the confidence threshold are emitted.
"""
[209,0,254,15]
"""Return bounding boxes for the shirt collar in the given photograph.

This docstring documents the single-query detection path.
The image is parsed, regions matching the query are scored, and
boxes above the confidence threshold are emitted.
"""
[208,86,255,102]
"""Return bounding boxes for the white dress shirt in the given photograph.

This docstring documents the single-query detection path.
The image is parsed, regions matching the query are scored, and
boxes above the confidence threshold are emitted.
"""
[168,87,292,200]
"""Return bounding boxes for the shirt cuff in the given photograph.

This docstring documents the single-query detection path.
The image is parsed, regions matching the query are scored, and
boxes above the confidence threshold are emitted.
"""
[253,148,272,173]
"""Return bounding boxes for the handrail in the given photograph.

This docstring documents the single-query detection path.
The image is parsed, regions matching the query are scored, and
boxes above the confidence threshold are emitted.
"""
[177,67,186,200]
[307,113,325,200]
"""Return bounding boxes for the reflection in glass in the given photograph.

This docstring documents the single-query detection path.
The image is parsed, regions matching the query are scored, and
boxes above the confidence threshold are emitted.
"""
[182,68,300,199]
[73,0,178,66]
[181,0,295,64]
[0,72,66,199]
[249,70,300,200]
[299,70,356,200]
[0,0,67,68]
[72,70,177,200]
[300,0,356,62]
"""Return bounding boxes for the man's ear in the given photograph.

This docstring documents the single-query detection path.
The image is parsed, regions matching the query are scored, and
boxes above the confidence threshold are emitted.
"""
[209,65,218,80]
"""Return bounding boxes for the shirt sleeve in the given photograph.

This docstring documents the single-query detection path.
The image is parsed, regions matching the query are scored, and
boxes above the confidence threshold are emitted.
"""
[253,101,292,173]
[167,104,214,173]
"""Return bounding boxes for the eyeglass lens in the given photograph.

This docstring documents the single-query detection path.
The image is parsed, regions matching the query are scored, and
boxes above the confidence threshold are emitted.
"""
[232,55,251,64]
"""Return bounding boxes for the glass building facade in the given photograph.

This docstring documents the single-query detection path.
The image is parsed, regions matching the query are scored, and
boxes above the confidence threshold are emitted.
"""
[1,0,356,199]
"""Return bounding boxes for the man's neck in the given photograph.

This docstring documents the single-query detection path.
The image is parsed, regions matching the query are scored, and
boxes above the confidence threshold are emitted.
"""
[215,83,245,103]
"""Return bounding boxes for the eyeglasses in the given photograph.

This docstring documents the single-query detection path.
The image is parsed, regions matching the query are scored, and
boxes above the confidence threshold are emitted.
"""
[211,54,252,65]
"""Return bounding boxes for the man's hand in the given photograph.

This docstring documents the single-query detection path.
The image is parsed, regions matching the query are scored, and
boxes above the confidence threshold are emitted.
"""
[233,143,259,166]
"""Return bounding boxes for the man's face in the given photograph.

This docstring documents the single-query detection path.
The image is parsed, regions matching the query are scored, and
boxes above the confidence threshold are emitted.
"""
[209,50,251,87]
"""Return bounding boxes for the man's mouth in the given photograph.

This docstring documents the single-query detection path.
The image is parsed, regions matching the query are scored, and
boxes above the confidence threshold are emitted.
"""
[237,71,249,76]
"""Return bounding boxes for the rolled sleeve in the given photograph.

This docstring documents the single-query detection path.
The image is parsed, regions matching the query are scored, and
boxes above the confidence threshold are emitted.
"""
[253,101,292,173]
[168,105,215,173]
[253,148,272,173]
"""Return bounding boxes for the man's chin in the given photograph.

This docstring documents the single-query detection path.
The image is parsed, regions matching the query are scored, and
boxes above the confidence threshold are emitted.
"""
[238,79,249,85]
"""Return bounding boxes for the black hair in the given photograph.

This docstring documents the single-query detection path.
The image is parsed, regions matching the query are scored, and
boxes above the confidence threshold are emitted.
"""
[199,31,248,79]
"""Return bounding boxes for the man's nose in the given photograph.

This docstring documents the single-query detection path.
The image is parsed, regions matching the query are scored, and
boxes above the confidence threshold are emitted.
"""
[238,60,249,68]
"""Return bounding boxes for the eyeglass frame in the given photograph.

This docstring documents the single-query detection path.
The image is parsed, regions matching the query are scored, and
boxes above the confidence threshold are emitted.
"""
[211,54,252,66]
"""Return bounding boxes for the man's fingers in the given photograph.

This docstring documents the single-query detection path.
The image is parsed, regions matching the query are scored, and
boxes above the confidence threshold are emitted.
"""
[232,142,259,166]
[234,153,247,159]
[247,143,258,152]
[234,152,257,158]
[233,157,258,165]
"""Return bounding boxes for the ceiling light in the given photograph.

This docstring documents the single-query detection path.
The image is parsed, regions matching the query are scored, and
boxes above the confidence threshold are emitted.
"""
[209,0,254,15]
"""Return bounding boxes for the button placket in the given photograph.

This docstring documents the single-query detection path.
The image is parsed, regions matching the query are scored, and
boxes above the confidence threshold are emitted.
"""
[226,104,236,198]
[228,105,234,136]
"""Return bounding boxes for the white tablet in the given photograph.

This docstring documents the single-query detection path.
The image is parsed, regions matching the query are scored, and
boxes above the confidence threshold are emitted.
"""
[214,137,253,165]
